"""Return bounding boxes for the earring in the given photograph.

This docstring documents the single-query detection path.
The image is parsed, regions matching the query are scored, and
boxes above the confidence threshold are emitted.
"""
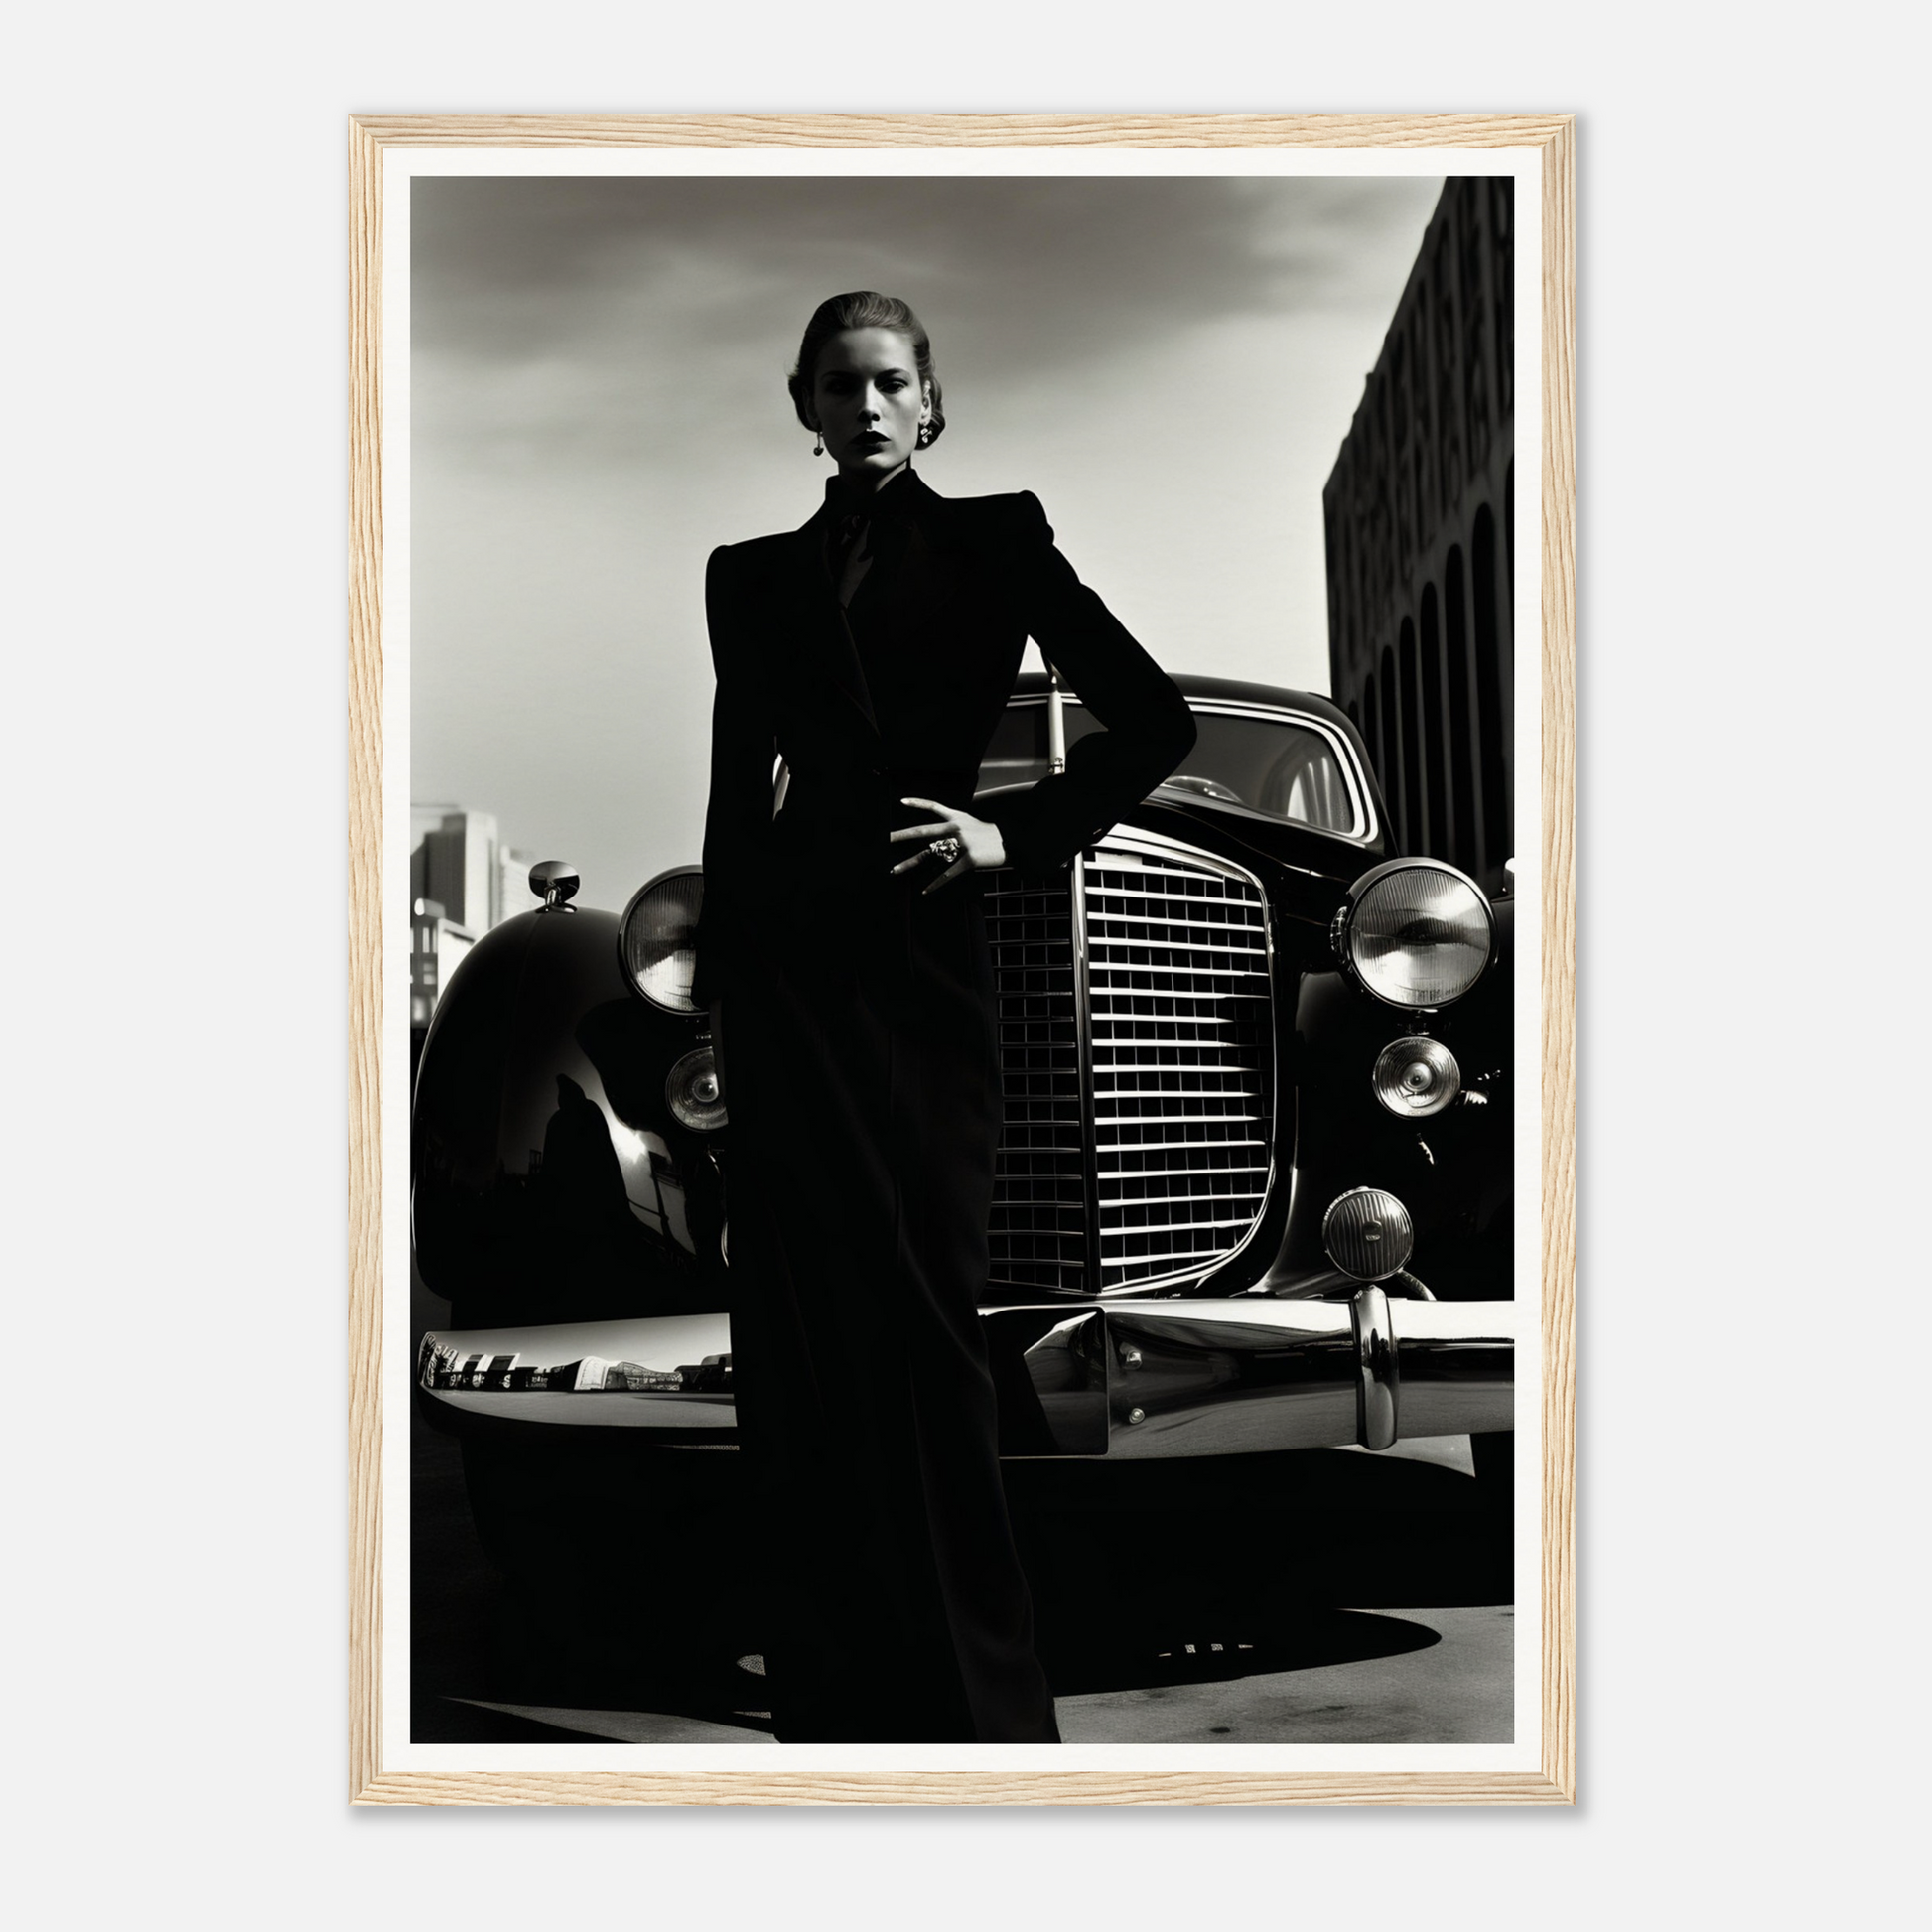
[916,421,933,449]
[812,429,824,456]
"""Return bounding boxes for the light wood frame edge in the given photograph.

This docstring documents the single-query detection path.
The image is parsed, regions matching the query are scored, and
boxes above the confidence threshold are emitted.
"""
[349,112,384,1806]
[347,111,1577,1808]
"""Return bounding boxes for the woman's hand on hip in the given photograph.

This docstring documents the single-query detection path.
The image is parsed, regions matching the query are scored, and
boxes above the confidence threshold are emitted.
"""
[889,798,1007,894]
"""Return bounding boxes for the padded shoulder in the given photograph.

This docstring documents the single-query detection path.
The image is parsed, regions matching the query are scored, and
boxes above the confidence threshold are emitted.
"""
[705,530,807,616]
[708,529,795,577]
[724,528,800,561]
[934,486,1053,550]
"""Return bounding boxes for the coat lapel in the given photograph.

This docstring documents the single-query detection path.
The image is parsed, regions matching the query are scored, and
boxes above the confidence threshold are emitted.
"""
[786,516,880,744]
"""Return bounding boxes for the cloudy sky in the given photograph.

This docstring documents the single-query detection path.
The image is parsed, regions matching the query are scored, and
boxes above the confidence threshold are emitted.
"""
[409,172,1442,911]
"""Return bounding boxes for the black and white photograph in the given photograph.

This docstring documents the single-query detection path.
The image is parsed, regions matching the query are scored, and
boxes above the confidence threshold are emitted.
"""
[20,0,1932,1892]
[390,147,1541,1773]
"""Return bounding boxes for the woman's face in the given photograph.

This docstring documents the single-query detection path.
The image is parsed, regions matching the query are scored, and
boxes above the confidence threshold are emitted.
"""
[808,328,931,483]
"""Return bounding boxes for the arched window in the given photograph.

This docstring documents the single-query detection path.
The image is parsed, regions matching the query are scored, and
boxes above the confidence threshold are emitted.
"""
[1420,583,1447,860]
[1445,544,1477,874]
[1473,504,1511,876]
[1379,643,1401,840]
[1398,617,1424,855]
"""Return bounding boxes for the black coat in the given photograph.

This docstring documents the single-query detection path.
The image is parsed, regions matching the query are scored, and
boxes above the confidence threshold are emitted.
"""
[691,469,1197,1004]
[692,467,1194,1742]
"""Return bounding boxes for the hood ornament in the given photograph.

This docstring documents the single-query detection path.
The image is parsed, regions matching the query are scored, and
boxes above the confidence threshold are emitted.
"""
[528,860,579,913]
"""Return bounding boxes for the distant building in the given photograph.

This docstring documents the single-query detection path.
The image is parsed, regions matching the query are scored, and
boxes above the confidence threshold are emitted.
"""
[1323,178,1515,892]
[495,844,537,924]
[410,807,501,932]
[410,897,476,1032]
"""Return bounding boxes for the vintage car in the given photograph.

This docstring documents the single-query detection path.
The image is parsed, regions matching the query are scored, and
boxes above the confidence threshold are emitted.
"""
[412,672,1516,1667]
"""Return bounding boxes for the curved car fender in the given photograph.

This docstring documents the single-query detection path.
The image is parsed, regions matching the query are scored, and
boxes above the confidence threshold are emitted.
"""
[412,902,729,1327]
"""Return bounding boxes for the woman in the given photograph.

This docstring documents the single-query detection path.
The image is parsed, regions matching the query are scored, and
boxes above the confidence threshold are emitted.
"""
[691,291,1195,1744]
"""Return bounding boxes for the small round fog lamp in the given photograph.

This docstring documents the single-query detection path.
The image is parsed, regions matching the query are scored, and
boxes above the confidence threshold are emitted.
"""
[1322,1186,1415,1283]
[1372,1036,1461,1118]
[666,1047,728,1133]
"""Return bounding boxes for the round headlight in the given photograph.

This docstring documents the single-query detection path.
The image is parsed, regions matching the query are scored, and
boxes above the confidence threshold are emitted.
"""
[1322,1186,1415,1283]
[1372,1036,1461,1118]
[1334,860,1493,1009]
[621,870,704,1013]
[666,1047,728,1132]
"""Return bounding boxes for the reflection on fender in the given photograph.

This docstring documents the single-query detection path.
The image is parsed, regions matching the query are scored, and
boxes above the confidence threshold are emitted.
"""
[417,1297,1513,1460]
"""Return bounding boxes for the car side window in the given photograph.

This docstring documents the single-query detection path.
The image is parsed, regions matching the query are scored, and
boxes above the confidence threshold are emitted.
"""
[1254,735,1355,833]
[975,702,1103,789]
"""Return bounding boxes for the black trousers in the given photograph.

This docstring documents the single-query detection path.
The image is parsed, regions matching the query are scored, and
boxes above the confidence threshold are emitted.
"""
[721,861,1059,1744]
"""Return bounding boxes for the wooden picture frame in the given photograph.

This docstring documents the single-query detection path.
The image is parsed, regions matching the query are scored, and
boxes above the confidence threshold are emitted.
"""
[350,112,1575,1806]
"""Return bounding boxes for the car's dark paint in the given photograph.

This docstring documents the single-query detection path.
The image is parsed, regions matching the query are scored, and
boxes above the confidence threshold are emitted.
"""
[411,674,1513,1329]
[1286,901,1514,1302]
[411,902,726,1328]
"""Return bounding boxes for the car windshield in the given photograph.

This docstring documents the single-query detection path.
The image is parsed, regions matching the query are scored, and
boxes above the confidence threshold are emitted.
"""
[977,702,1360,835]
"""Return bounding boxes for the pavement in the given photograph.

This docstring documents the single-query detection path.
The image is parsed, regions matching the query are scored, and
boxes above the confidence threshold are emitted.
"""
[438,1609,1511,1744]
[411,1401,1513,1746]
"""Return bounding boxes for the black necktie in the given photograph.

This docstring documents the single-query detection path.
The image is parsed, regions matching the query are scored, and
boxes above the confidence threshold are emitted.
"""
[831,512,872,608]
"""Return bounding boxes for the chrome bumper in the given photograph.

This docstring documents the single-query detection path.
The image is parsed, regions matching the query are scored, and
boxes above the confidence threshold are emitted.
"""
[417,1294,1513,1461]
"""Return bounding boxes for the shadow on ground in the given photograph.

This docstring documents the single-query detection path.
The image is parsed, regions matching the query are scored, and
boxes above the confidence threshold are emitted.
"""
[412,1401,1510,1744]
[1043,1611,1440,1698]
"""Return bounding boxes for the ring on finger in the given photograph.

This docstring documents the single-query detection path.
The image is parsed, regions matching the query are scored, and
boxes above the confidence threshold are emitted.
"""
[927,834,963,865]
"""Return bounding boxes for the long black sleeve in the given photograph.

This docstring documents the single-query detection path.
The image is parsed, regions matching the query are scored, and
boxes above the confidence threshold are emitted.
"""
[690,545,776,1008]
[980,492,1196,873]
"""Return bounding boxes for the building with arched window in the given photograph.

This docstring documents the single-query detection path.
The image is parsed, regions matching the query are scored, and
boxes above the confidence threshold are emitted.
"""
[1323,177,1514,892]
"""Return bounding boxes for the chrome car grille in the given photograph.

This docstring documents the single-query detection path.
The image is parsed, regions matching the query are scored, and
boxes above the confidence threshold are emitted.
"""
[985,836,1274,1294]
[984,874,1087,1290]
